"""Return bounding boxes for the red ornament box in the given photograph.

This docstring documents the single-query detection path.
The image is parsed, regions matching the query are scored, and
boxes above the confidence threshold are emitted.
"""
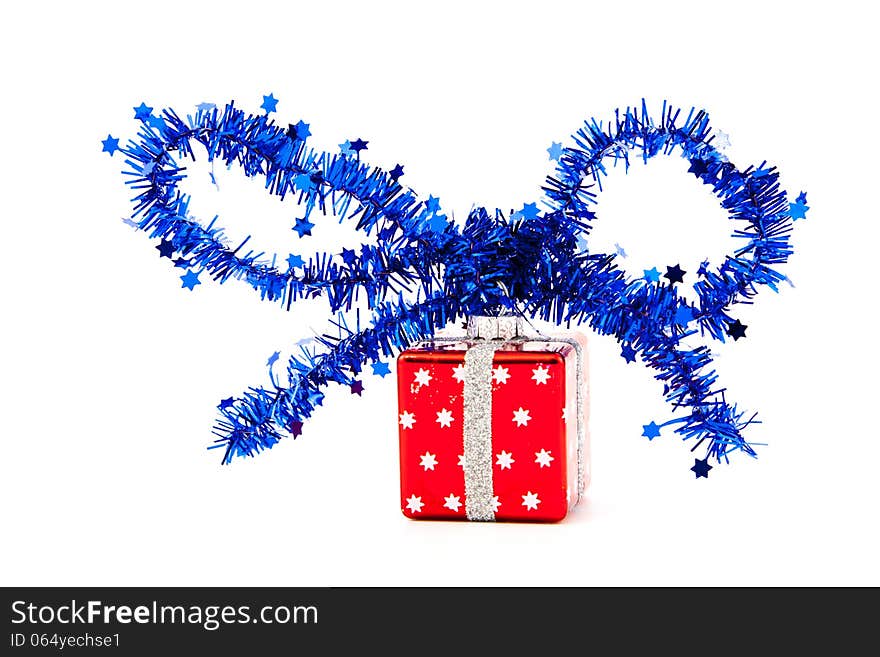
[397,319,589,522]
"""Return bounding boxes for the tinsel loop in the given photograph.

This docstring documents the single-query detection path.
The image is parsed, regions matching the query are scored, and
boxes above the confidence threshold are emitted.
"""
[109,98,805,472]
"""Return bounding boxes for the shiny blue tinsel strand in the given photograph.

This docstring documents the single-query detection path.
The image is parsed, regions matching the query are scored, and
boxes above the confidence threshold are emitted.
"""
[109,98,806,471]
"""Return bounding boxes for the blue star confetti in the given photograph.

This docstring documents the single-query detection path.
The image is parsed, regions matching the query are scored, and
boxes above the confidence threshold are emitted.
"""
[260,93,278,113]
[691,458,713,479]
[267,351,280,367]
[286,254,305,269]
[180,269,200,290]
[293,217,315,237]
[156,239,175,258]
[519,202,540,220]
[101,135,119,156]
[340,248,357,266]
[106,98,806,474]
[674,305,695,326]
[148,115,166,131]
[428,213,448,233]
[371,361,391,378]
[664,264,686,284]
[547,142,563,161]
[133,102,152,120]
[641,422,662,440]
[789,192,809,220]
[350,380,364,396]
[726,319,748,341]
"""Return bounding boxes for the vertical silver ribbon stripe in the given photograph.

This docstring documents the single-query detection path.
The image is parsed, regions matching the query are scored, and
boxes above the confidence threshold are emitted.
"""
[461,341,502,521]
[432,316,587,521]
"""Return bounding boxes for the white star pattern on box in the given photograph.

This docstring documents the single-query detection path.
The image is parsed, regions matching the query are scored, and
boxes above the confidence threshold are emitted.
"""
[435,408,454,428]
[443,494,462,512]
[531,365,551,385]
[399,411,416,429]
[535,449,554,468]
[413,368,432,387]
[496,450,515,470]
[561,406,568,423]
[492,365,510,385]
[406,494,424,513]
[490,496,501,513]
[420,452,438,471]
[452,363,466,383]
[457,454,465,467]
[521,491,541,511]
[512,407,531,427]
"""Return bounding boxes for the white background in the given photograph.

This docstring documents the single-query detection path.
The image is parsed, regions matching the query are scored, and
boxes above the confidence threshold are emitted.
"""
[2,1,878,586]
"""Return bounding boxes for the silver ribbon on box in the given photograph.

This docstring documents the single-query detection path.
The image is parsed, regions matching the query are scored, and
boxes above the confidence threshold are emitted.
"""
[433,316,587,521]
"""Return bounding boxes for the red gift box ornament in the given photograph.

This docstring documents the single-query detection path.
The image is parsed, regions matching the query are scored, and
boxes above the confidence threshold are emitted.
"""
[397,316,589,522]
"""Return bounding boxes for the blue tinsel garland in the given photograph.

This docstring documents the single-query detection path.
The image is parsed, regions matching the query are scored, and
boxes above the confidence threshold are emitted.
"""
[106,98,807,474]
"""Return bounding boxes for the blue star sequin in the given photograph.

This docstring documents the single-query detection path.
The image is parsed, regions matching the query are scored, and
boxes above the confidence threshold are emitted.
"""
[219,397,235,410]
[643,267,660,282]
[294,120,311,140]
[133,102,153,120]
[425,195,441,213]
[642,421,661,440]
[371,361,391,378]
[339,140,354,156]
[261,93,278,113]
[286,254,305,269]
[349,138,368,153]
[294,217,315,237]
[691,457,713,479]
[174,257,190,268]
[664,264,686,284]
[621,345,637,363]
[267,351,280,367]
[547,142,563,161]
[340,248,357,266]
[688,159,709,176]
[428,213,448,233]
[147,115,166,130]
[196,102,216,112]
[101,135,119,156]
[789,196,809,220]
[675,305,695,326]
[726,319,747,341]
[294,173,314,192]
[350,380,364,396]
[389,164,404,181]
[519,202,540,220]
[697,260,710,277]
[180,269,200,290]
[156,239,175,259]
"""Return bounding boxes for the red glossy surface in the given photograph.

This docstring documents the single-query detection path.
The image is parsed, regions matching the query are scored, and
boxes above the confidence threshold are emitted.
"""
[397,342,578,522]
